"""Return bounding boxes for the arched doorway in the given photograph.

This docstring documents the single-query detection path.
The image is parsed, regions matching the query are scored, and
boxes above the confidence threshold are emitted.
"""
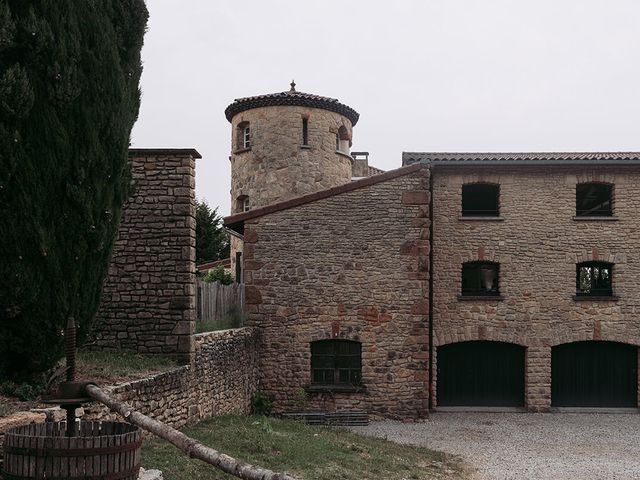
[552,341,637,407]
[437,341,525,407]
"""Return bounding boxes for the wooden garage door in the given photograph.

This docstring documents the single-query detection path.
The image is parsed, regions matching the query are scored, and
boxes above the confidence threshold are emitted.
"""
[552,341,637,408]
[437,341,525,407]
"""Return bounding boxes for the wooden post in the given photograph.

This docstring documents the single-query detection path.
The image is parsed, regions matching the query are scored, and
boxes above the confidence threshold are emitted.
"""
[85,385,297,480]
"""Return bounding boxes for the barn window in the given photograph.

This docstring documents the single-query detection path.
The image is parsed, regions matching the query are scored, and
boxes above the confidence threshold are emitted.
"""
[311,339,362,386]
[576,183,613,217]
[461,261,500,296]
[462,183,500,217]
[576,262,613,297]
[236,121,250,150]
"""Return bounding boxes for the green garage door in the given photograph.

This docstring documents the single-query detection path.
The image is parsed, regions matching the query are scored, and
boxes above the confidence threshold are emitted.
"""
[437,341,525,407]
[552,341,637,407]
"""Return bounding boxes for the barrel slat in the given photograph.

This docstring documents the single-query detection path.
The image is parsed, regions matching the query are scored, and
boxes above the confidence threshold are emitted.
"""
[2,421,141,479]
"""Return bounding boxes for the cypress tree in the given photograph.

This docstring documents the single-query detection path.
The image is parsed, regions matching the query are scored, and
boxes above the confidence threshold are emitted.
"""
[0,0,148,381]
[195,199,230,265]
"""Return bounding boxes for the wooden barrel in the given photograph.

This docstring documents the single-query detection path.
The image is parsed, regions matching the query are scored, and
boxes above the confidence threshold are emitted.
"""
[2,421,142,480]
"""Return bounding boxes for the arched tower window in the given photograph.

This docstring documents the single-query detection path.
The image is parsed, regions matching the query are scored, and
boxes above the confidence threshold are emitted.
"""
[236,195,250,213]
[236,121,250,150]
[302,117,309,146]
[336,126,350,154]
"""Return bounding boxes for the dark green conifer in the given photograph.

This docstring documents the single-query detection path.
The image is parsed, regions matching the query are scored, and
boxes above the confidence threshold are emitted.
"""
[0,0,148,381]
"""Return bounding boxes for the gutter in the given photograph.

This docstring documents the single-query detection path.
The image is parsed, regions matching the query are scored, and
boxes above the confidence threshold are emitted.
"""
[405,159,640,167]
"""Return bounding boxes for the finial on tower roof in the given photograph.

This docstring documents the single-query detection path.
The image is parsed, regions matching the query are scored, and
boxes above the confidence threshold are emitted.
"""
[290,80,296,92]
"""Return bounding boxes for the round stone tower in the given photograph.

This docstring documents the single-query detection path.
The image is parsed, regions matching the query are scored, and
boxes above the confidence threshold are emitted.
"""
[225,81,360,215]
[224,82,360,281]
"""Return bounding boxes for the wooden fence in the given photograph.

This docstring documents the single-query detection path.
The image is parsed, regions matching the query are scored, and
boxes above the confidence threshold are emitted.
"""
[195,280,244,329]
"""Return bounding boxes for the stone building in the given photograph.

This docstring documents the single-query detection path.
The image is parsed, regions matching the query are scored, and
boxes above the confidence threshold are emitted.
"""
[224,86,640,418]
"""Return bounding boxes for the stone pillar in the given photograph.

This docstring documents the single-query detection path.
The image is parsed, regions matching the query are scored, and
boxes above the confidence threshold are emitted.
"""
[526,345,552,411]
[93,148,201,364]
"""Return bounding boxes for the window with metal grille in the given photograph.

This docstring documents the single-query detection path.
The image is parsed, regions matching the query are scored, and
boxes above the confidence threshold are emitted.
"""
[461,261,500,296]
[576,183,613,216]
[462,183,500,217]
[576,262,613,296]
[311,340,362,386]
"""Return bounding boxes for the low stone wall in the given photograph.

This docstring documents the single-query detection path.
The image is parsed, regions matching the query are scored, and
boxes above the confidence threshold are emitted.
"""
[86,328,258,427]
[0,328,258,472]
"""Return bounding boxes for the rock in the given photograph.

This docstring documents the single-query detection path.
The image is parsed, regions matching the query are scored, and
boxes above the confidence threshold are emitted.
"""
[138,467,164,480]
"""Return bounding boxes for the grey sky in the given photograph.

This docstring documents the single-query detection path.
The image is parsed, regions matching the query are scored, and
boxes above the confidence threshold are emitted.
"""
[131,0,640,215]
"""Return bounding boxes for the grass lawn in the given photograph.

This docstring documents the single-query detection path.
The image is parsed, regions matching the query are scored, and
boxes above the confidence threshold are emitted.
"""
[1,350,179,418]
[75,349,179,385]
[141,415,469,480]
[196,316,243,333]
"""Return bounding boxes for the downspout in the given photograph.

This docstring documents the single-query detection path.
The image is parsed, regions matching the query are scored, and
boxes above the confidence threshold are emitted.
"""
[428,164,435,411]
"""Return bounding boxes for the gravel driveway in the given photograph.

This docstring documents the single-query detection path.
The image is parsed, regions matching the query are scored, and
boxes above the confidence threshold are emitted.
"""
[351,413,640,479]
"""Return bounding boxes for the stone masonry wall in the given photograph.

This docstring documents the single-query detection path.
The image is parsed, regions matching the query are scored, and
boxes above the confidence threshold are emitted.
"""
[85,328,258,427]
[0,328,258,471]
[432,166,640,411]
[242,166,430,419]
[92,150,198,362]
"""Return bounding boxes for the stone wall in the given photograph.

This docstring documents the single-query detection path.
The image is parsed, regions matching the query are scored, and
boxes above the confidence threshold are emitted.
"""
[92,149,200,362]
[240,165,430,419]
[86,328,258,427]
[0,328,258,473]
[432,166,640,410]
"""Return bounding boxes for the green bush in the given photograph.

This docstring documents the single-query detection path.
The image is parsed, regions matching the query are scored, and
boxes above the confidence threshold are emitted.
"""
[202,266,233,285]
[251,391,275,416]
[0,379,44,401]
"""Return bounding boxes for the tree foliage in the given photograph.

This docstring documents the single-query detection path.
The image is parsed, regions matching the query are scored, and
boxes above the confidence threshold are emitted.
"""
[196,199,229,265]
[202,266,233,286]
[0,0,148,381]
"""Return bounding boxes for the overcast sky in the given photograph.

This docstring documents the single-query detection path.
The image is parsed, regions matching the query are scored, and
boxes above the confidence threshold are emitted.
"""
[131,0,640,215]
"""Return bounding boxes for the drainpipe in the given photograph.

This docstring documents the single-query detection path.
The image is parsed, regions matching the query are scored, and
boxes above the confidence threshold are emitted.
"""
[428,166,435,411]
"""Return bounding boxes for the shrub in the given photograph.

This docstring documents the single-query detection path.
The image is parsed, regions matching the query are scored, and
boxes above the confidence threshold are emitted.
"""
[202,266,233,285]
[251,391,275,416]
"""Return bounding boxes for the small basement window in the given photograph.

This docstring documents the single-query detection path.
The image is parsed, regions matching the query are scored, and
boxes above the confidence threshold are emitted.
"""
[462,183,500,217]
[311,339,362,386]
[461,261,500,296]
[576,183,613,216]
[576,262,613,297]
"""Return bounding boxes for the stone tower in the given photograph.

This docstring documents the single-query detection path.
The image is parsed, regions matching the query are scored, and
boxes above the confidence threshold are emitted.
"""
[225,81,360,214]
[224,82,360,279]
